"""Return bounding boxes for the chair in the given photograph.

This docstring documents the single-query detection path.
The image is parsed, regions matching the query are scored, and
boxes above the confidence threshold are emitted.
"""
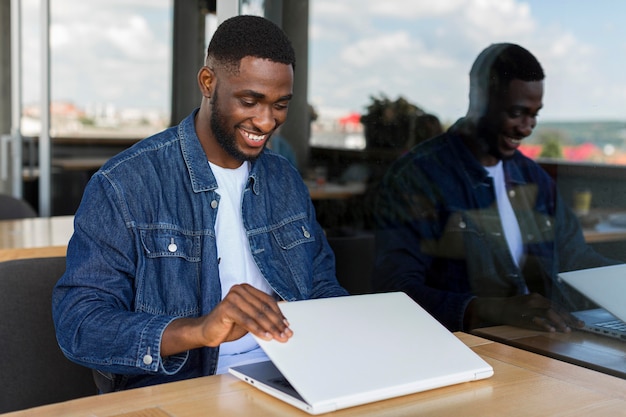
[0,194,38,220]
[0,257,96,413]
[327,233,375,295]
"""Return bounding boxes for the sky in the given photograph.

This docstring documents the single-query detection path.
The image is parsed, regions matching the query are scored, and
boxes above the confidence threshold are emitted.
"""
[309,0,626,123]
[20,0,172,114]
[18,0,626,124]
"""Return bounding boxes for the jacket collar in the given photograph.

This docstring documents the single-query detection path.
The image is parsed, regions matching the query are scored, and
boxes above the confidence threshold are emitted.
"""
[448,118,527,188]
[178,109,262,195]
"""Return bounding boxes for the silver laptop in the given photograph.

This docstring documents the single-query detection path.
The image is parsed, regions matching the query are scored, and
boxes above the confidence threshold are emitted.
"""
[558,264,626,341]
[229,292,493,415]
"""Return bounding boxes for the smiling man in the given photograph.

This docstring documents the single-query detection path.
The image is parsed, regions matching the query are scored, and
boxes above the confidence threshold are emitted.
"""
[52,15,347,392]
[373,43,619,333]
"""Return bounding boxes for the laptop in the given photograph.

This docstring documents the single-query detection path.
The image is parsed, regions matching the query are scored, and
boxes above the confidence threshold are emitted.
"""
[229,292,493,415]
[558,264,626,341]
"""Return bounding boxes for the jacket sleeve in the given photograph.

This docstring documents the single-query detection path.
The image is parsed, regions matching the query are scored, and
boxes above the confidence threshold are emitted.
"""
[52,173,188,376]
[372,164,473,331]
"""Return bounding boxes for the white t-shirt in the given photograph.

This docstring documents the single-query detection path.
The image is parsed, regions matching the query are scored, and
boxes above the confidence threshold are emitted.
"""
[209,161,274,374]
[484,161,523,267]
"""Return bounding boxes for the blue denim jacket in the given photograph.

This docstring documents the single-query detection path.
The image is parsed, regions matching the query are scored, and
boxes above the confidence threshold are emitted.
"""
[373,124,617,331]
[52,110,348,390]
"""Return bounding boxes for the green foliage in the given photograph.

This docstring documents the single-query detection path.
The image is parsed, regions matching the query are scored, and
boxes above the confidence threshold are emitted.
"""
[360,94,424,148]
[79,116,95,126]
[360,94,423,126]
[538,129,565,159]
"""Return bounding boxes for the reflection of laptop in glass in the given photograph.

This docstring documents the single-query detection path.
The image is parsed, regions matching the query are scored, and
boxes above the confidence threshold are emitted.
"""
[229,292,493,415]
[558,264,626,341]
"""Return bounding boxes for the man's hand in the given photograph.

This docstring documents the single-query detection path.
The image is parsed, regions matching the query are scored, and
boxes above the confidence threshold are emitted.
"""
[467,293,585,333]
[161,284,292,357]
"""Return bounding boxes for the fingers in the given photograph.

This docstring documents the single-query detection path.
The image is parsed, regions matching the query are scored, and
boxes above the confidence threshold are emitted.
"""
[218,284,293,343]
[481,294,584,334]
[518,296,583,333]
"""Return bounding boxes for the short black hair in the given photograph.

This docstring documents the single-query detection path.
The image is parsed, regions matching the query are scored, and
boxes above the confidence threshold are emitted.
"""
[207,15,296,73]
[468,43,544,115]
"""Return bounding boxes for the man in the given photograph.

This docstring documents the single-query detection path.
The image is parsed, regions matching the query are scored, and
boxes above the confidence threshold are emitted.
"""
[52,15,347,392]
[373,43,618,333]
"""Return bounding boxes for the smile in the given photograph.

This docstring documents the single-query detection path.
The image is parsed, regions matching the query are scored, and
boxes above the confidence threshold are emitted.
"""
[502,135,523,145]
[241,129,267,142]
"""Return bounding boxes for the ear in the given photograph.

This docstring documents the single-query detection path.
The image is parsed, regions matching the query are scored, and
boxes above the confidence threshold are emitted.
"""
[197,66,214,98]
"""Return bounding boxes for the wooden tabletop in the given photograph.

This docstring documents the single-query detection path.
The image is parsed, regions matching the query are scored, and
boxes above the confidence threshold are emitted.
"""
[582,228,626,243]
[0,216,73,261]
[305,180,366,200]
[581,209,626,243]
[473,325,626,380]
[51,157,109,172]
[5,332,626,417]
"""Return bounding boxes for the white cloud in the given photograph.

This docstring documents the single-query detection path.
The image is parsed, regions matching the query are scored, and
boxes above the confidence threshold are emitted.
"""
[21,0,171,110]
[309,0,625,122]
[17,0,626,122]
[462,0,535,39]
[341,32,413,68]
[370,0,465,18]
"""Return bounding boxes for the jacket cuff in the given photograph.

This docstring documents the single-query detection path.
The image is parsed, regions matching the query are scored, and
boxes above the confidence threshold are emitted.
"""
[136,315,188,375]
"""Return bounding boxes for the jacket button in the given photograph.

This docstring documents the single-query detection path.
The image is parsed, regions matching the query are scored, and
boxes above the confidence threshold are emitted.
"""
[459,221,466,229]
[509,190,516,198]
[211,200,218,209]
[143,354,153,365]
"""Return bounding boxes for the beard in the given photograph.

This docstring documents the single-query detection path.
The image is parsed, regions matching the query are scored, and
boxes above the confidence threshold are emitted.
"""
[476,116,509,161]
[210,89,263,163]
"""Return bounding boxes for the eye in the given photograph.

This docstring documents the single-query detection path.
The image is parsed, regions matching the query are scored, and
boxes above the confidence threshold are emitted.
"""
[240,99,256,107]
[507,108,523,118]
[274,102,289,111]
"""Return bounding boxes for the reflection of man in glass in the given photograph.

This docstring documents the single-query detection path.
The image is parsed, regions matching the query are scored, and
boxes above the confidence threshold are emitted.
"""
[373,43,620,332]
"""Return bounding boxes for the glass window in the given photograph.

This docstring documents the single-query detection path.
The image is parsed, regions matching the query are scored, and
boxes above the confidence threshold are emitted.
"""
[309,0,626,165]
[21,0,172,139]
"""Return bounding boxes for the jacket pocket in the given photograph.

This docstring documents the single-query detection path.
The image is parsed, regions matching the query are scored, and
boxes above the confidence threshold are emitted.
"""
[271,217,316,250]
[140,227,201,261]
[136,226,202,316]
[264,217,316,297]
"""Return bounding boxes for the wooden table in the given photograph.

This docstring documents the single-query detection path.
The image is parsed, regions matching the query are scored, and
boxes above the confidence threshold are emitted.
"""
[51,157,109,172]
[0,216,74,261]
[581,209,626,243]
[305,180,366,200]
[5,332,626,417]
[473,325,626,380]
[583,228,626,243]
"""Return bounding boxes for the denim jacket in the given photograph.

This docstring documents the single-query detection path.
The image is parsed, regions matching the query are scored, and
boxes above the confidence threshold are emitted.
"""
[52,110,347,390]
[373,122,617,331]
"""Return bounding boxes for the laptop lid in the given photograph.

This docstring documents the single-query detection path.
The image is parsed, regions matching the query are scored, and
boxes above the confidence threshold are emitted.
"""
[558,264,626,323]
[229,292,493,415]
[559,264,626,340]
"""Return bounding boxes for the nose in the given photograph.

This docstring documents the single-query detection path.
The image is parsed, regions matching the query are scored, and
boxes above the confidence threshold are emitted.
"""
[252,105,278,133]
[517,114,536,137]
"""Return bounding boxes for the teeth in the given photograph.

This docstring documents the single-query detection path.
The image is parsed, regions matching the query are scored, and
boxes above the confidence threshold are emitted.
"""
[509,138,521,145]
[244,131,266,142]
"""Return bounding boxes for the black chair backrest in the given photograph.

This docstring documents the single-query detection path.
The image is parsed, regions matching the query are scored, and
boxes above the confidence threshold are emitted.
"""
[0,194,38,220]
[0,257,96,413]
[327,233,375,295]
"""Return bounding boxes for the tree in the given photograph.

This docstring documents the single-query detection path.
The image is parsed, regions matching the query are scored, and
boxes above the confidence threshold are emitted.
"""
[360,94,424,149]
[538,130,565,159]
